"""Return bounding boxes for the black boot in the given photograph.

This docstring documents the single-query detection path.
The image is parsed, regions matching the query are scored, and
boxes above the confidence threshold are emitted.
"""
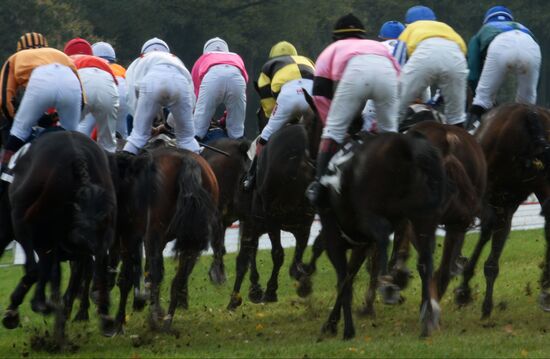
[464,105,487,131]
[305,138,339,207]
[242,156,258,192]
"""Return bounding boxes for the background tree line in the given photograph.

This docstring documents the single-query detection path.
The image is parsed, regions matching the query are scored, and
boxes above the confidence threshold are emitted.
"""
[0,0,548,136]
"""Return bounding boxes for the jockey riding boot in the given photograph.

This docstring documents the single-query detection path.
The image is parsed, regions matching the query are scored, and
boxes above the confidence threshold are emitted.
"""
[242,155,258,192]
[0,135,25,198]
[305,138,339,207]
[464,105,487,131]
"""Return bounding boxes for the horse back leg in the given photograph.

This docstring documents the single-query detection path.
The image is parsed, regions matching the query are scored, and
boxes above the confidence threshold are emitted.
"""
[289,224,312,280]
[360,246,379,318]
[209,224,227,285]
[62,260,84,321]
[455,204,496,306]
[389,221,412,290]
[534,188,550,311]
[297,231,325,298]
[342,246,369,340]
[263,231,284,303]
[411,218,439,337]
[481,204,517,319]
[144,228,165,329]
[74,257,93,322]
[247,232,263,304]
[51,258,67,347]
[227,227,259,310]
[114,246,134,332]
[433,228,466,301]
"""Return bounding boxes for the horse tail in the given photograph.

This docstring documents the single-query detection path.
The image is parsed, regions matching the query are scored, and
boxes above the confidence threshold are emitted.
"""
[524,108,550,169]
[409,132,447,211]
[72,156,113,252]
[169,155,217,253]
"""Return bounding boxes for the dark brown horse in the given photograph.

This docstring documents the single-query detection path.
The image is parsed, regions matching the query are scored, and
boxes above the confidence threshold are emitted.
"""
[455,104,550,318]
[3,131,117,345]
[201,138,251,285]
[226,110,322,310]
[319,132,447,339]
[144,147,219,331]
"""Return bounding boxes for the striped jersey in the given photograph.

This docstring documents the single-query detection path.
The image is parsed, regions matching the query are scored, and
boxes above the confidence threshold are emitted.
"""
[257,55,315,118]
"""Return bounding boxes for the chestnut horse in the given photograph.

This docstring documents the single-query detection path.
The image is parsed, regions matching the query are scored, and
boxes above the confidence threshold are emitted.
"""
[455,104,550,318]
[144,147,219,331]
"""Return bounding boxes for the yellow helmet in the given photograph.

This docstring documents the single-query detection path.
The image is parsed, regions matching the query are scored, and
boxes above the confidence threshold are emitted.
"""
[269,41,297,58]
[17,32,48,52]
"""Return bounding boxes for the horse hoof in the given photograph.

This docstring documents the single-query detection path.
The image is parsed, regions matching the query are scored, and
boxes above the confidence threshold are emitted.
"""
[248,285,264,304]
[454,286,473,306]
[208,266,227,285]
[133,293,148,312]
[261,291,278,303]
[289,264,304,281]
[378,283,401,305]
[296,277,313,298]
[343,327,356,340]
[321,321,338,336]
[391,268,412,290]
[227,293,243,311]
[31,300,54,315]
[539,292,550,312]
[2,310,20,329]
[420,299,440,337]
[73,310,89,322]
[358,305,376,318]
[100,316,117,337]
[451,256,469,277]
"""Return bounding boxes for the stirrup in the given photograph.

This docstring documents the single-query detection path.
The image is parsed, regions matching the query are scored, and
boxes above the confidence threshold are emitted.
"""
[306,180,326,207]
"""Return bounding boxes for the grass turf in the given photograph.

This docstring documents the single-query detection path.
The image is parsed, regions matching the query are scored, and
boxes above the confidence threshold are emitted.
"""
[1,229,550,357]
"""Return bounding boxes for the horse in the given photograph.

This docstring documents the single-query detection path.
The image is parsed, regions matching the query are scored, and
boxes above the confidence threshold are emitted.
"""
[226,109,322,310]
[318,131,447,339]
[201,138,251,285]
[455,104,550,318]
[3,131,117,345]
[143,147,220,331]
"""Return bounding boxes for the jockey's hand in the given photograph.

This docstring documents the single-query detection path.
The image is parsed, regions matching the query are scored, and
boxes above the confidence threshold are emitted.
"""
[256,138,267,156]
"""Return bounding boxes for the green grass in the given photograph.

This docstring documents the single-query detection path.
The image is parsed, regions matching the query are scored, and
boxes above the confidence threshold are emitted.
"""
[1,229,550,357]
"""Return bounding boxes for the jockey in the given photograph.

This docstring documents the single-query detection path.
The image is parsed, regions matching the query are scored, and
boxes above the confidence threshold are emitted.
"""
[91,41,130,139]
[192,37,248,141]
[242,41,315,191]
[466,6,541,130]
[123,38,200,154]
[64,38,120,153]
[394,5,468,127]
[0,33,83,193]
[306,14,400,206]
[362,20,405,132]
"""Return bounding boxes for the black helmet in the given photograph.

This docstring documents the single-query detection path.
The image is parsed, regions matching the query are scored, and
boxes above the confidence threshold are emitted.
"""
[333,14,366,41]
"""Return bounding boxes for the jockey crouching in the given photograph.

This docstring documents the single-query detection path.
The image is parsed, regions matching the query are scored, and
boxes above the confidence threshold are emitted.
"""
[87,42,130,140]
[64,38,120,153]
[306,14,400,207]
[395,6,468,128]
[192,37,248,142]
[0,33,83,196]
[242,41,315,191]
[466,6,541,130]
[123,38,200,155]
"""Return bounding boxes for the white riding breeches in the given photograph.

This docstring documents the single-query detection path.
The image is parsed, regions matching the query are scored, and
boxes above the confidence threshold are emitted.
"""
[473,30,541,109]
[10,63,82,142]
[398,38,468,125]
[194,64,246,139]
[260,78,313,142]
[124,64,200,154]
[322,54,398,143]
[77,68,119,153]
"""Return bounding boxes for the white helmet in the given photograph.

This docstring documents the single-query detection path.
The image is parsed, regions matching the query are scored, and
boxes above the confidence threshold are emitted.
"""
[203,37,229,54]
[141,37,170,54]
[92,42,116,62]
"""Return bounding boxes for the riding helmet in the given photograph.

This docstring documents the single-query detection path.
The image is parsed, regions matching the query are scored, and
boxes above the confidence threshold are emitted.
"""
[379,21,405,39]
[141,37,170,54]
[268,41,297,58]
[92,42,116,62]
[204,37,229,53]
[483,6,513,24]
[64,38,93,56]
[405,5,437,24]
[17,32,48,52]
[332,13,367,41]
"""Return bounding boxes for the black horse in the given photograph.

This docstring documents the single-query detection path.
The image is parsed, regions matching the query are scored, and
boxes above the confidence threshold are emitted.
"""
[318,132,447,339]
[3,131,117,345]
[227,109,322,310]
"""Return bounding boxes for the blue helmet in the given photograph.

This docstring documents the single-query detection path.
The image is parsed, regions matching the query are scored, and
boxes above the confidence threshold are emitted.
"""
[483,6,513,24]
[379,21,405,39]
[405,5,436,24]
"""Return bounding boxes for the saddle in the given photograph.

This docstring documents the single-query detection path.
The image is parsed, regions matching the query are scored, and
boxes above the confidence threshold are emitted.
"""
[399,104,446,133]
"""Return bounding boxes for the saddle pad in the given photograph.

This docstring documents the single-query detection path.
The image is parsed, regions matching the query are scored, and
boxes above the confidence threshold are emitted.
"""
[1,143,32,183]
[320,138,363,194]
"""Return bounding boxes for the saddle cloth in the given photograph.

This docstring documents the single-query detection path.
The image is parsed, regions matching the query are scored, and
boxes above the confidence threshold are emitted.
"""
[320,137,364,195]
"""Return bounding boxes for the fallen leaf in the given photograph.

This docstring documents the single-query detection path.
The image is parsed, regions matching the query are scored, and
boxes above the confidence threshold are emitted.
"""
[347,347,358,352]
[504,324,514,335]
[256,324,264,331]
[364,336,371,343]
[521,349,528,358]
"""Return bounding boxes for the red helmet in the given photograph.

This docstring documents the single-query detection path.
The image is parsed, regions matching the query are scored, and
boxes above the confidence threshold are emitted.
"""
[64,38,93,56]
